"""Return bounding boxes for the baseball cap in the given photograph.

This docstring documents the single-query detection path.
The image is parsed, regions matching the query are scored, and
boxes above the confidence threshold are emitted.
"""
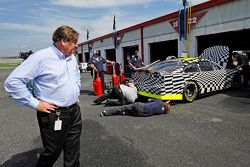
[93,50,98,55]
[129,79,134,83]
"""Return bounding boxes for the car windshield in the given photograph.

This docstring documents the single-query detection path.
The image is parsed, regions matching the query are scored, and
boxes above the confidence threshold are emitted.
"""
[145,60,183,72]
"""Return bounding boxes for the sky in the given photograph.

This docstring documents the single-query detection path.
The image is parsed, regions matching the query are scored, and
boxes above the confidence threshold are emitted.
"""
[0,0,208,57]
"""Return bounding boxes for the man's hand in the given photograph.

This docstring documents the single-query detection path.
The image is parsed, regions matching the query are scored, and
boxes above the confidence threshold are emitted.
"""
[36,100,58,113]
[133,67,139,71]
[89,64,95,69]
[107,60,115,65]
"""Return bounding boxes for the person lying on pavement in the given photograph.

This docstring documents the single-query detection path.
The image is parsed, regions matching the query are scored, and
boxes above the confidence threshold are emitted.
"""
[100,99,170,117]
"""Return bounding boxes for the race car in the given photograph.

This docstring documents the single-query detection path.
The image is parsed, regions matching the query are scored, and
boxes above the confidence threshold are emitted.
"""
[132,46,241,102]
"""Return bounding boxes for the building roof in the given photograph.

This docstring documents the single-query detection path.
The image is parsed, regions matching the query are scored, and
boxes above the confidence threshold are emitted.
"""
[78,0,233,46]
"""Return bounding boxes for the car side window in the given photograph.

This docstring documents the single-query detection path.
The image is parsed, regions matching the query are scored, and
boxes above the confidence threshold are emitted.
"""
[199,61,214,71]
[212,63,222,70]
[184,63,199,73]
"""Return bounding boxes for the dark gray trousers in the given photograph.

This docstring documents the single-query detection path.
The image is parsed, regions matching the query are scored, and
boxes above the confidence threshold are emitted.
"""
[105,102,144,116]
[36,104,82,167]
[94,86,126,106]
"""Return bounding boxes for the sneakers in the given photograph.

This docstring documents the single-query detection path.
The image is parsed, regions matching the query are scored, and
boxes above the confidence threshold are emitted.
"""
[94,94,110,105]
[94,99,101,105]
[100,111,107,117]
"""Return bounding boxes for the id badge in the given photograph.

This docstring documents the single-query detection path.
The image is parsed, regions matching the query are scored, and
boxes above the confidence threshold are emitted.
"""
[54,118,62,131]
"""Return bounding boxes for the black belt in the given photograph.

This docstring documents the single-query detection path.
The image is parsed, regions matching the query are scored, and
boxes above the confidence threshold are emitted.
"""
[57,103,77,110]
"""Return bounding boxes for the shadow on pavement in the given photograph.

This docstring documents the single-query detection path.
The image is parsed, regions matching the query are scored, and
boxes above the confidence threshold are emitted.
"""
[80,119,152,167]
[80,89,94,95]
[1,120,152,167]
[222,87,250,99]
[0,148,43,167]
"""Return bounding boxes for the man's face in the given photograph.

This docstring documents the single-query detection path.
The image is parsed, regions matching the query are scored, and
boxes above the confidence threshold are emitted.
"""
[93,53,98,58]
[135,51,139,57]
[63,40,78,56]
[128,82,135,87]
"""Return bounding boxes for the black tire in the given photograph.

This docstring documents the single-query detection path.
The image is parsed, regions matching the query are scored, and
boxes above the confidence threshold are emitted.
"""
[183,81,198,102]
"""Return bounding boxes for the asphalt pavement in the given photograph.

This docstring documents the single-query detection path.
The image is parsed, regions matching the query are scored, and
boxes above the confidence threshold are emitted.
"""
[0,68,250,167]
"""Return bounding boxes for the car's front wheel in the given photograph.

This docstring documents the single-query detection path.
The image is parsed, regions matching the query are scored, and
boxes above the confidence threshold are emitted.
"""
[183,81,198,102]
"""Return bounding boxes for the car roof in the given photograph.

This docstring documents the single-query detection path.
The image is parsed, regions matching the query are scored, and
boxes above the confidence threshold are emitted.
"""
[165,57,220,68]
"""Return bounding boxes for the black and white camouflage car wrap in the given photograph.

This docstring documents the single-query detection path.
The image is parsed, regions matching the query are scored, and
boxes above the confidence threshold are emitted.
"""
[132,46,240,101]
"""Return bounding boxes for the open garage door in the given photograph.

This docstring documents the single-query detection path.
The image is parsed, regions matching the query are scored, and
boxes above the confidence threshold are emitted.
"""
[84,52,90,62]
[197,30,250,68]
[123,45,139,77]
[123,45,139,66]
[105,49,116,75]
[106,49,116,61]
[198,30,250,54]
[78,53,83,63]
[150,40,178,62]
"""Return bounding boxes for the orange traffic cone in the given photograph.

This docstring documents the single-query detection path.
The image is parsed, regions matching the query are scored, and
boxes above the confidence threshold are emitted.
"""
[112,64,119,87]
[93,69,102,96]
[119,63,125,85]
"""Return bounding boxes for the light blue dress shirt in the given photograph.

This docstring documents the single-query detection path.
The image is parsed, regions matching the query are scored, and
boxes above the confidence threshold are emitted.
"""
[4,45,81,109]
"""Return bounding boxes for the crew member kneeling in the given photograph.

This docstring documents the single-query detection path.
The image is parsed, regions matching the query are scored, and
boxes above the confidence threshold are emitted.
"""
[94,81,137,106]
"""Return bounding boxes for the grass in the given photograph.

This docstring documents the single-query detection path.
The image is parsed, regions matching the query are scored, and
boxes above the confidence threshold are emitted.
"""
[0,62,21,68]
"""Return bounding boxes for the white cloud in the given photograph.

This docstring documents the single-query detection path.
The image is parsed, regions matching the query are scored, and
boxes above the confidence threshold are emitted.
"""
[0,7,5,11]
[50,0,154,8]
[0,0,209,38]
[19,44,28,49]
[0,23,52,33]
[21,6,136,40]
[0,0,210,57]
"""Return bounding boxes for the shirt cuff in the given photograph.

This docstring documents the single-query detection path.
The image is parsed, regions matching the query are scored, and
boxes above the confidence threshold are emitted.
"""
[27,97,39,109]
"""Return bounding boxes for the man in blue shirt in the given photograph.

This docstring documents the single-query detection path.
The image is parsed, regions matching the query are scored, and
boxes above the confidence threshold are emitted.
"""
[87,50,114,92]
[100,99,170,117]
[5,26,82,167]
[129,50,145,71]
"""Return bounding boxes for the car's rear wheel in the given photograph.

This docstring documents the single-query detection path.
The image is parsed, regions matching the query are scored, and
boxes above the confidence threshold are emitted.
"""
[183,81,198,102]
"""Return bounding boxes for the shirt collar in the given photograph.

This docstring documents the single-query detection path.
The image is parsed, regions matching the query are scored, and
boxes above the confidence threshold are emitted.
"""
[51,44,73,61]
[93,56,99,61]
[51,44,65,59]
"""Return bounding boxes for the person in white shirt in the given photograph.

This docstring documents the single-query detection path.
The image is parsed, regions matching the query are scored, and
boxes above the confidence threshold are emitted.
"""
[93,81,138,106]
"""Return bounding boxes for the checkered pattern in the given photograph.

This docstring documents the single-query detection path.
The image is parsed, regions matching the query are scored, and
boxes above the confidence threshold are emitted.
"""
[200,45,229,68]
[134,72,164,95]
[133,59,237,97]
